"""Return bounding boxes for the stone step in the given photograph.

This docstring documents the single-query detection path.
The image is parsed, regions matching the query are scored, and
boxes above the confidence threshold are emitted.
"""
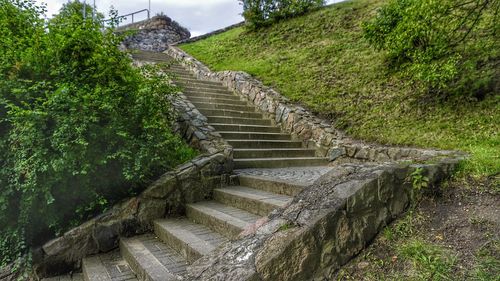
[234,157,329,169]
[183,86,232,94]
[166,68,192,75]
[214,186,292,217]
[174,78,223,86]
[186,201,260,239]
[41,274,84,281]
[193,103,256,112]
[188,97,249,106]
[220,132,291,140]
[177,82,228,91]
[120,234,187,281]
[233,148,316,158]
[82,251,137,281]
[131,52,174,63]
[184,91,241,100]
[227,139,303,149]
[210,123,281,133]
[199,109,263,119]
[207,116,272,126]
[154,218,228,264]
[172,73,196,80]
[237,174,307,196]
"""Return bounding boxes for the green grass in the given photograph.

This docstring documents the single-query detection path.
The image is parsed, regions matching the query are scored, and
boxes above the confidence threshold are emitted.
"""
[180,0,499,177]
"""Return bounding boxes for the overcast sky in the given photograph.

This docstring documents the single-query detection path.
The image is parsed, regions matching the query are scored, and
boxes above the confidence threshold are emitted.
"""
[36,0,345,37]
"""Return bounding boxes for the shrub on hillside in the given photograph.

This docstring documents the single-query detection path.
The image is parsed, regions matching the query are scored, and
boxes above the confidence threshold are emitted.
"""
[240,0,325,29]
[363,0,499,98]
[0,0,195,268]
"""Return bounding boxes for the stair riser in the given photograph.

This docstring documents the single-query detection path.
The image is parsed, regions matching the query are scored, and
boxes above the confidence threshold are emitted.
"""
[186,206,242,239]
[199,109,262,119]
[188,97,249,106]
[234,149,316,158]
[175,78,222,86]
[213,190,282,217]
[211,124,281,133]
[237,176,305,196]
[178,83,228,91]
[183,87,231,94]
[228,141,303,149]
[235,158,328,169]
[153,223,202,264]
[194,103,256,112]
[220,132,290,140]
[208,117,271,126]
[184,92,241,100]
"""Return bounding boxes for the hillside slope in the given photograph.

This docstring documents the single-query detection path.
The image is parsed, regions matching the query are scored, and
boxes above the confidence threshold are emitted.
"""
[180,0,499,176]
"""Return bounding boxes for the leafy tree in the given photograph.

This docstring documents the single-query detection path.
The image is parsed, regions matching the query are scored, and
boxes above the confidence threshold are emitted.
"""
[363,0,499,97]
[0,0,195,269]
[240,0,325,29]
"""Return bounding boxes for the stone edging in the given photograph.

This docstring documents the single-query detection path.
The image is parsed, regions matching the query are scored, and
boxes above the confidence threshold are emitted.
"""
[165,45,465,164]
[187,158,461,280]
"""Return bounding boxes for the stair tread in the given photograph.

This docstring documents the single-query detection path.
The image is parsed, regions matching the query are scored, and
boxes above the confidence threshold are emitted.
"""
[215,186,292,207]
[154,218,228,257]
[233,148,314,151]
[227,139,301,143]
[235,157,328,161]
[41,274,83,281]
[187,201,260,231]
[121,234,187,281]
[83,251,137,281]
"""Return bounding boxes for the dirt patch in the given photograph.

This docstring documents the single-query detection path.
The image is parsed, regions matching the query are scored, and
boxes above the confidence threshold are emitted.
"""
[333,176,499,280]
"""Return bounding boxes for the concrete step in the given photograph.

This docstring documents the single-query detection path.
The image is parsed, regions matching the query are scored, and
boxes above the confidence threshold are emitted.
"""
[166,68,192,75]
[193,103,256,112]
[177,82,228,91]
[131,52,173,63]
[214,186,292,217]
[199,109,263,119]
[234,157,329,169]
[193,102,256,112]
[237,174,307,196]
[220,132,291,140]
[227,139,303,149]
[207,116,271,126]
[233,148,316,158]
[186,201,260,239]
[184,91,241,100]
[82,251,137,281]
[182,86,232,94]
[41,274,84,281]
[188,97,249,106]
[120,234,187,281]
[210,123,281,133]
[154,218,228,264]
[174,78,223,86]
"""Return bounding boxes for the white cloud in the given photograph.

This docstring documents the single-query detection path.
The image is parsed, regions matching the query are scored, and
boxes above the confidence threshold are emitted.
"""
[36,0,345,35]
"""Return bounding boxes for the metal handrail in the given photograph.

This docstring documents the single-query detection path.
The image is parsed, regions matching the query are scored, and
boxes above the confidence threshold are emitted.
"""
[103,9,150,27]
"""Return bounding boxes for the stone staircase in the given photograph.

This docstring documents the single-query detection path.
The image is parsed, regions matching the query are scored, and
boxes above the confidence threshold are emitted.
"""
[43,52,330,281]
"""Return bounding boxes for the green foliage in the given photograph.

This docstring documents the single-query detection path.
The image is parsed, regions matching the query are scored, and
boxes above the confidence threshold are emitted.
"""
[239,0,325,29]
[0,0,195,267]
[180,0,499,178]
[363,0,500,96]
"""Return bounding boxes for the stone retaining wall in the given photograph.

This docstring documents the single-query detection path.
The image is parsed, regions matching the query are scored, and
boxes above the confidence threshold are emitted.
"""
[187,157,461,280]
[119,16,190,52]
[165,46,464,164]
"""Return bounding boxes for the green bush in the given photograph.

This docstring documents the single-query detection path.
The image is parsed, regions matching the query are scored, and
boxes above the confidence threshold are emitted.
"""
[0,0,195,268]
[240,0,325,29]
[363,0,499,97]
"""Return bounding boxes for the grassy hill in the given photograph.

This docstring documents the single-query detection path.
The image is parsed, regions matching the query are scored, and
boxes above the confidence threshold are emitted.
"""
[180,0,499,178]
[179,0,499,279]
